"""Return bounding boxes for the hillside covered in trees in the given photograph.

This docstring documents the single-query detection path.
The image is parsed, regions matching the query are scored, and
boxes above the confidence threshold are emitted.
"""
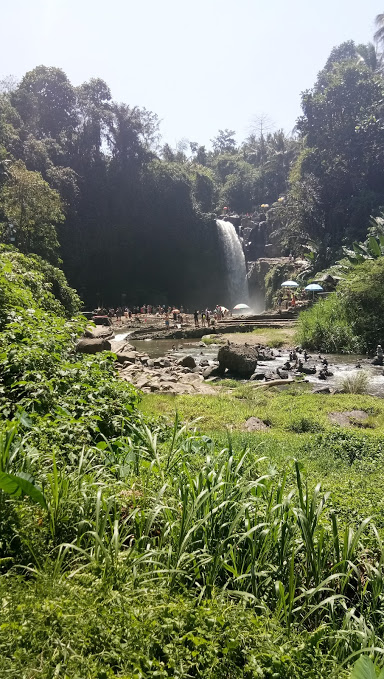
[1,26,384,306]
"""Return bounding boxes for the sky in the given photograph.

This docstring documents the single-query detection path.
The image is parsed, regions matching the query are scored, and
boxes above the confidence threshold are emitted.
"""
[1,0,383,148]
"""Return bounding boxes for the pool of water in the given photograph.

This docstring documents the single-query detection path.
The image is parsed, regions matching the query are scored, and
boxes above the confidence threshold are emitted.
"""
[114,333,219,362]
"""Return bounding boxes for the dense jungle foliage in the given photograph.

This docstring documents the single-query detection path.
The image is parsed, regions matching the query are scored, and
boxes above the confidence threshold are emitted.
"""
[2,27,384,305]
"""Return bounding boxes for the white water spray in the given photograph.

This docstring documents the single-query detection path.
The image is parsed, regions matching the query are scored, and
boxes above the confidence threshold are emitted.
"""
[216,219,249,306]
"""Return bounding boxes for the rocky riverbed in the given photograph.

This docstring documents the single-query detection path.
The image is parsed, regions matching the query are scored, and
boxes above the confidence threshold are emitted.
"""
[82,326,384,397]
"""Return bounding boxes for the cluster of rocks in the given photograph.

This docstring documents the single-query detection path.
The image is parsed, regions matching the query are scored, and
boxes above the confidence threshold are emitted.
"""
[107,340,216,395]
[213,343,339,392]
[75,329,217,394]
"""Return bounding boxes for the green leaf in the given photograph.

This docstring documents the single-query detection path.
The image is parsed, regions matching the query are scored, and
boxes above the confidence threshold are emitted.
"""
[353,242,368,256]
[0,471,47,509]
[350,656,377,679]
[369,236,382,258]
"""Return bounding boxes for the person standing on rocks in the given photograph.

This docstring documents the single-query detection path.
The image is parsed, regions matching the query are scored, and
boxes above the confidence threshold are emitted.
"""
[194,310,199,328]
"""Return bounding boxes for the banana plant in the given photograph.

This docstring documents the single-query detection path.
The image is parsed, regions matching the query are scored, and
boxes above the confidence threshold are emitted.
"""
[344,236,384,264]
[350,655,384,679]
[0,471,47,509]
[0,419,47,509]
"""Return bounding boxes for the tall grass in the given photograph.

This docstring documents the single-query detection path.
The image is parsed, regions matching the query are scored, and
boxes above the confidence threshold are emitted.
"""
[3,414,384,671]
[6,419,379,664]
[341,371,370,394]
[296,295,361,353]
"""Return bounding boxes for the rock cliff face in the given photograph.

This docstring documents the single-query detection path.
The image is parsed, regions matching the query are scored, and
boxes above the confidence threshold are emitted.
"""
[240,215,283,261]
[247,258,289,310]
[247,258,308,310]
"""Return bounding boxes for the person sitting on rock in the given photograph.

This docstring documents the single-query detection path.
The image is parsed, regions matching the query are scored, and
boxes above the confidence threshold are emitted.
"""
[372,345,384,366]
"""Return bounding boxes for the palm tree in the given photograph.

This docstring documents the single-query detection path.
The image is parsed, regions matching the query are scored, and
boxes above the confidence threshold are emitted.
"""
[374,13,384,50]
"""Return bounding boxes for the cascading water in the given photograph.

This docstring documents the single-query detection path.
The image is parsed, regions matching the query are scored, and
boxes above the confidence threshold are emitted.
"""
[216,219,250,306]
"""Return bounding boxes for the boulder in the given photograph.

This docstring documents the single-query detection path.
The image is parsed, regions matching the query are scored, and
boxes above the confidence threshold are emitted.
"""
[85,325,114,339]
[116,351,137,364]
[299,363,317,375]
[203,365,222,379]
[110,339,135,354]
[258,350,275,361]
[250,371,266,381]
[328,410,369,427]
[75,338,111,354]
[218,344,258,378]
[160,358,171,367]
[244,417,270,432]
[178,355,196,369]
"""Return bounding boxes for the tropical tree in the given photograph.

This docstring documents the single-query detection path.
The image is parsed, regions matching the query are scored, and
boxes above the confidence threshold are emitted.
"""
[211,129,237,154]
[0,161,64,262]
[374,12,384,50]
[11,66,77,140]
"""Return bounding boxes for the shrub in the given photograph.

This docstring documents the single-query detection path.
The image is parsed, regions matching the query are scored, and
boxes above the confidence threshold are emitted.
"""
[311,430,384,463]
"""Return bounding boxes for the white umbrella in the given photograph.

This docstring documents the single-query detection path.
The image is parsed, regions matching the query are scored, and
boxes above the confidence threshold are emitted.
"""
[281,280,298,288]
[233,303,251,310]
[304,284,323,291]
[305,283,323,300]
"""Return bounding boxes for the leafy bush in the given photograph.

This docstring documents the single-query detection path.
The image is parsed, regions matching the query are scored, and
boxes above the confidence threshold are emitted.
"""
[311,430,384,463]
[0,577,332,679]
[0,244,81,322]
[288,416,322,433]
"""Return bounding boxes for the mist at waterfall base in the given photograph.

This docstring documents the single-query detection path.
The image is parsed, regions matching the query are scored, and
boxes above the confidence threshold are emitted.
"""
[216,219,263,313]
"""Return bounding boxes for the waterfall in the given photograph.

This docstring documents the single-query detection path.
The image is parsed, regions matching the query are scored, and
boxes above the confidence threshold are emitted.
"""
[216,219,250,305]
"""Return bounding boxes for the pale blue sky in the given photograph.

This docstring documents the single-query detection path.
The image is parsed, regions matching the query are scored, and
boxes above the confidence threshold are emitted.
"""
[1,0,382,147]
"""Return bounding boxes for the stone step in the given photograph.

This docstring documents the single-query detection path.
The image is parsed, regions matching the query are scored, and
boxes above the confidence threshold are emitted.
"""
[217,319,297,326]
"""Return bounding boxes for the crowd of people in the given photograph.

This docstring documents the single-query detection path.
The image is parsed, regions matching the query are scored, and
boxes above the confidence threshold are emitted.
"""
[92,303,231,328]
[193,306,230,328]
[94,304,186,323]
